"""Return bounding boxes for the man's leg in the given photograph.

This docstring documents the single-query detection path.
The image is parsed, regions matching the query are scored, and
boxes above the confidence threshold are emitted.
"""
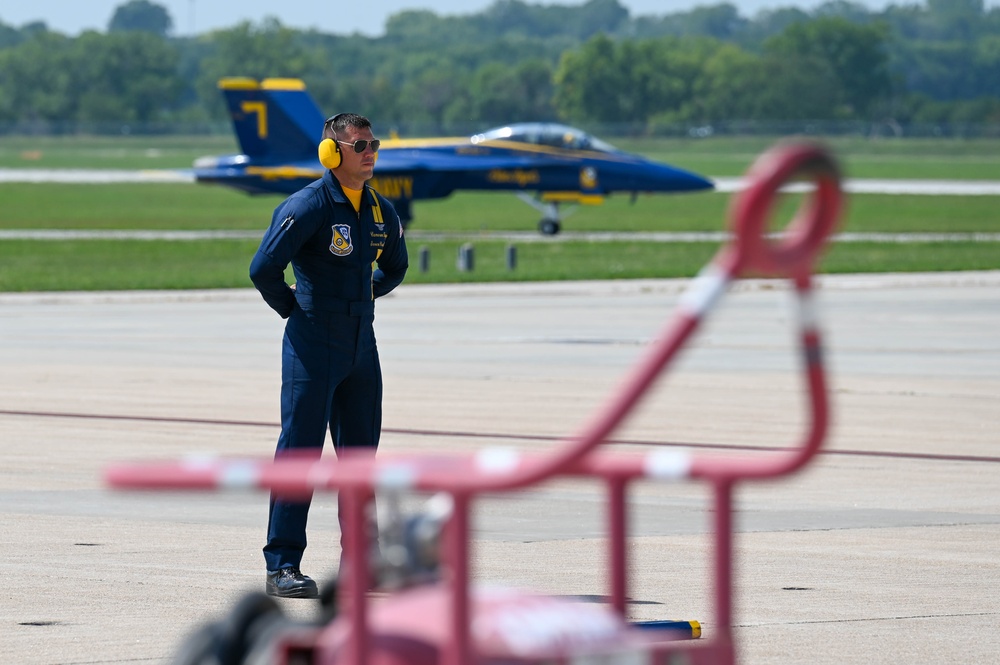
[331,346,383,452]
[263,311,333,596]
[331,347,383,587]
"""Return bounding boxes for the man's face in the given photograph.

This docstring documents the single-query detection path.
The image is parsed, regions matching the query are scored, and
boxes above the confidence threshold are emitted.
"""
[334,125,377,188]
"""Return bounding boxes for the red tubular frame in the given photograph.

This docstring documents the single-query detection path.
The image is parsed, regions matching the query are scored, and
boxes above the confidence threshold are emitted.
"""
[105,141,843,665]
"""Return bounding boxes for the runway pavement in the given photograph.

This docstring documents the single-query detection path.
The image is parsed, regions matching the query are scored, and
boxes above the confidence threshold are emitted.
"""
[1,272,998,664]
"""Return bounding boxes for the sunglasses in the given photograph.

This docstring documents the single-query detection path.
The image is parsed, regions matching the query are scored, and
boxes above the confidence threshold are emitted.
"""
[337,139,380,153]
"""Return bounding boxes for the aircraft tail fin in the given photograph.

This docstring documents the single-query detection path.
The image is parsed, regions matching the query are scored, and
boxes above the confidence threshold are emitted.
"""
[218,78,325,161]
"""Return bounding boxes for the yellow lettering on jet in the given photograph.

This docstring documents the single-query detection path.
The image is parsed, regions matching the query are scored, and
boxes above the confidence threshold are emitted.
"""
[487,169,540,187]
[241,101,268,138]
[369,176,413,200]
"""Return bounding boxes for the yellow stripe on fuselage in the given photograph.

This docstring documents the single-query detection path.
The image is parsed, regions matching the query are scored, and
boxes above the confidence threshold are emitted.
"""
[246,166,323,180]
[379,137,468,148]
[540,192,605,205]
[477,139,627,161]
[379,137,628,162]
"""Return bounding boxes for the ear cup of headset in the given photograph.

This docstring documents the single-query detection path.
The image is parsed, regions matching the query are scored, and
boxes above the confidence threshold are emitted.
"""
[318,138,341,169]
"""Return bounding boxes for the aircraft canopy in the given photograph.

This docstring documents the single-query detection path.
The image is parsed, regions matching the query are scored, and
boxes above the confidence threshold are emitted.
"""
[474,123,619,153]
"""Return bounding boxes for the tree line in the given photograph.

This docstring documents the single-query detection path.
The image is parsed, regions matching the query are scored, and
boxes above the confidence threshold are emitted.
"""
[1,0,998,136]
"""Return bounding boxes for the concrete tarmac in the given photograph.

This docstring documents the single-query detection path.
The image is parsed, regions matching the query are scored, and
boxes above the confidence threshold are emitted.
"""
[1,272,999,664]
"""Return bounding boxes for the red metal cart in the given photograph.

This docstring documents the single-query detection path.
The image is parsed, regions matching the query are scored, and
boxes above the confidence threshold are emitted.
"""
[107,140,843,665]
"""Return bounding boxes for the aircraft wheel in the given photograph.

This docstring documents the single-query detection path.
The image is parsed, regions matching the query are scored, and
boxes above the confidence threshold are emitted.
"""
[539,218,561,235]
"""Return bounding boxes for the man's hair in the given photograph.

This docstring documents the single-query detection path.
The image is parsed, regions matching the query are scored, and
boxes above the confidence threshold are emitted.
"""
[323,113,371,140]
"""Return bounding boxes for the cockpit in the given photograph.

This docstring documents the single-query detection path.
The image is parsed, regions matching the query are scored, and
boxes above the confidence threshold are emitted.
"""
[472,123,619,153]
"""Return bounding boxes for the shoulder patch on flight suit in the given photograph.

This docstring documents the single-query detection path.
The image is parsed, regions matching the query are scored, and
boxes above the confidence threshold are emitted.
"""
[330,223,353,256]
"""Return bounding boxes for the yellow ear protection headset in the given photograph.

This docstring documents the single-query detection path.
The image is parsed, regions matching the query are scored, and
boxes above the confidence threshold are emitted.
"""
[318,113,344,170]
[318,113,379,170]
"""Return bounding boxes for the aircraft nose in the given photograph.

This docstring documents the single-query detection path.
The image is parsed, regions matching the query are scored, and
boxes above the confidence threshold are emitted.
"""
[650,163,715,192]
[685,171,715,191]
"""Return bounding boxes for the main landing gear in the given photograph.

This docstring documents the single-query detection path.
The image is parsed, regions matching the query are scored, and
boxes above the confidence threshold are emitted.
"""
[538,218,561,235]
[516,193,576,236]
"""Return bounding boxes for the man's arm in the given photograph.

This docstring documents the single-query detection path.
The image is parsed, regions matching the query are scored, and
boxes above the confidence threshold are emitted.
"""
[249,203,304,318]
[372,201,409,299]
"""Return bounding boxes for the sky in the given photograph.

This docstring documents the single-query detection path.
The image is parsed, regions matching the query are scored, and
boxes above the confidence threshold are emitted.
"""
[5,0,996,38]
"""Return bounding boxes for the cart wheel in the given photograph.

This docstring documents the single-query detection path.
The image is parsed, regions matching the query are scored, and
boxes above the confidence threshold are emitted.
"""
[172,593,283,665]
[215,593,285,665]
[318,576,339,623]
[169,622,226,665]
[170,593,284,665]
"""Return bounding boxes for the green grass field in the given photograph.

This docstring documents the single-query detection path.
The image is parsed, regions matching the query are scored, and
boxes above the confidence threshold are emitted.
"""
[3,237,996,293]
[0,134,238,170]
[1,134,998,292]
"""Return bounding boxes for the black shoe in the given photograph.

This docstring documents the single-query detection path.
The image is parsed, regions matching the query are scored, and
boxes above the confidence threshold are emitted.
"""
[265,567,319,599]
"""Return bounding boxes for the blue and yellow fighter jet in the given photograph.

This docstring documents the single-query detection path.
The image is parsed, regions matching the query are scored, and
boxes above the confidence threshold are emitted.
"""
[194,77,714,235]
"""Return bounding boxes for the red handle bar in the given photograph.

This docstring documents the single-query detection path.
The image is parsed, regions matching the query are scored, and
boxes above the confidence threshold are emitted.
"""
[724,140,843,282]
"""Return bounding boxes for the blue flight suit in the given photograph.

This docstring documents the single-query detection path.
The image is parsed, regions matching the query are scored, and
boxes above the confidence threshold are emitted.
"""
[249,169,408,573]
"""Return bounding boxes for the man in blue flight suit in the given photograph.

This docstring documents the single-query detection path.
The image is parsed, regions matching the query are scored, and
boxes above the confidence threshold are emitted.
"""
[249,113,408,598]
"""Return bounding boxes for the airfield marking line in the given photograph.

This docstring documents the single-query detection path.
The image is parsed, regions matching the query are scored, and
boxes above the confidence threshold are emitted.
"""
[2,229,1000,243]
[0,409,275,429]
[0,229,262,240]
[4,408,999,465]
[0,168,195,183]
[407,231,1000,243]
[735,611,999,628]
[712,176,1000,195]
